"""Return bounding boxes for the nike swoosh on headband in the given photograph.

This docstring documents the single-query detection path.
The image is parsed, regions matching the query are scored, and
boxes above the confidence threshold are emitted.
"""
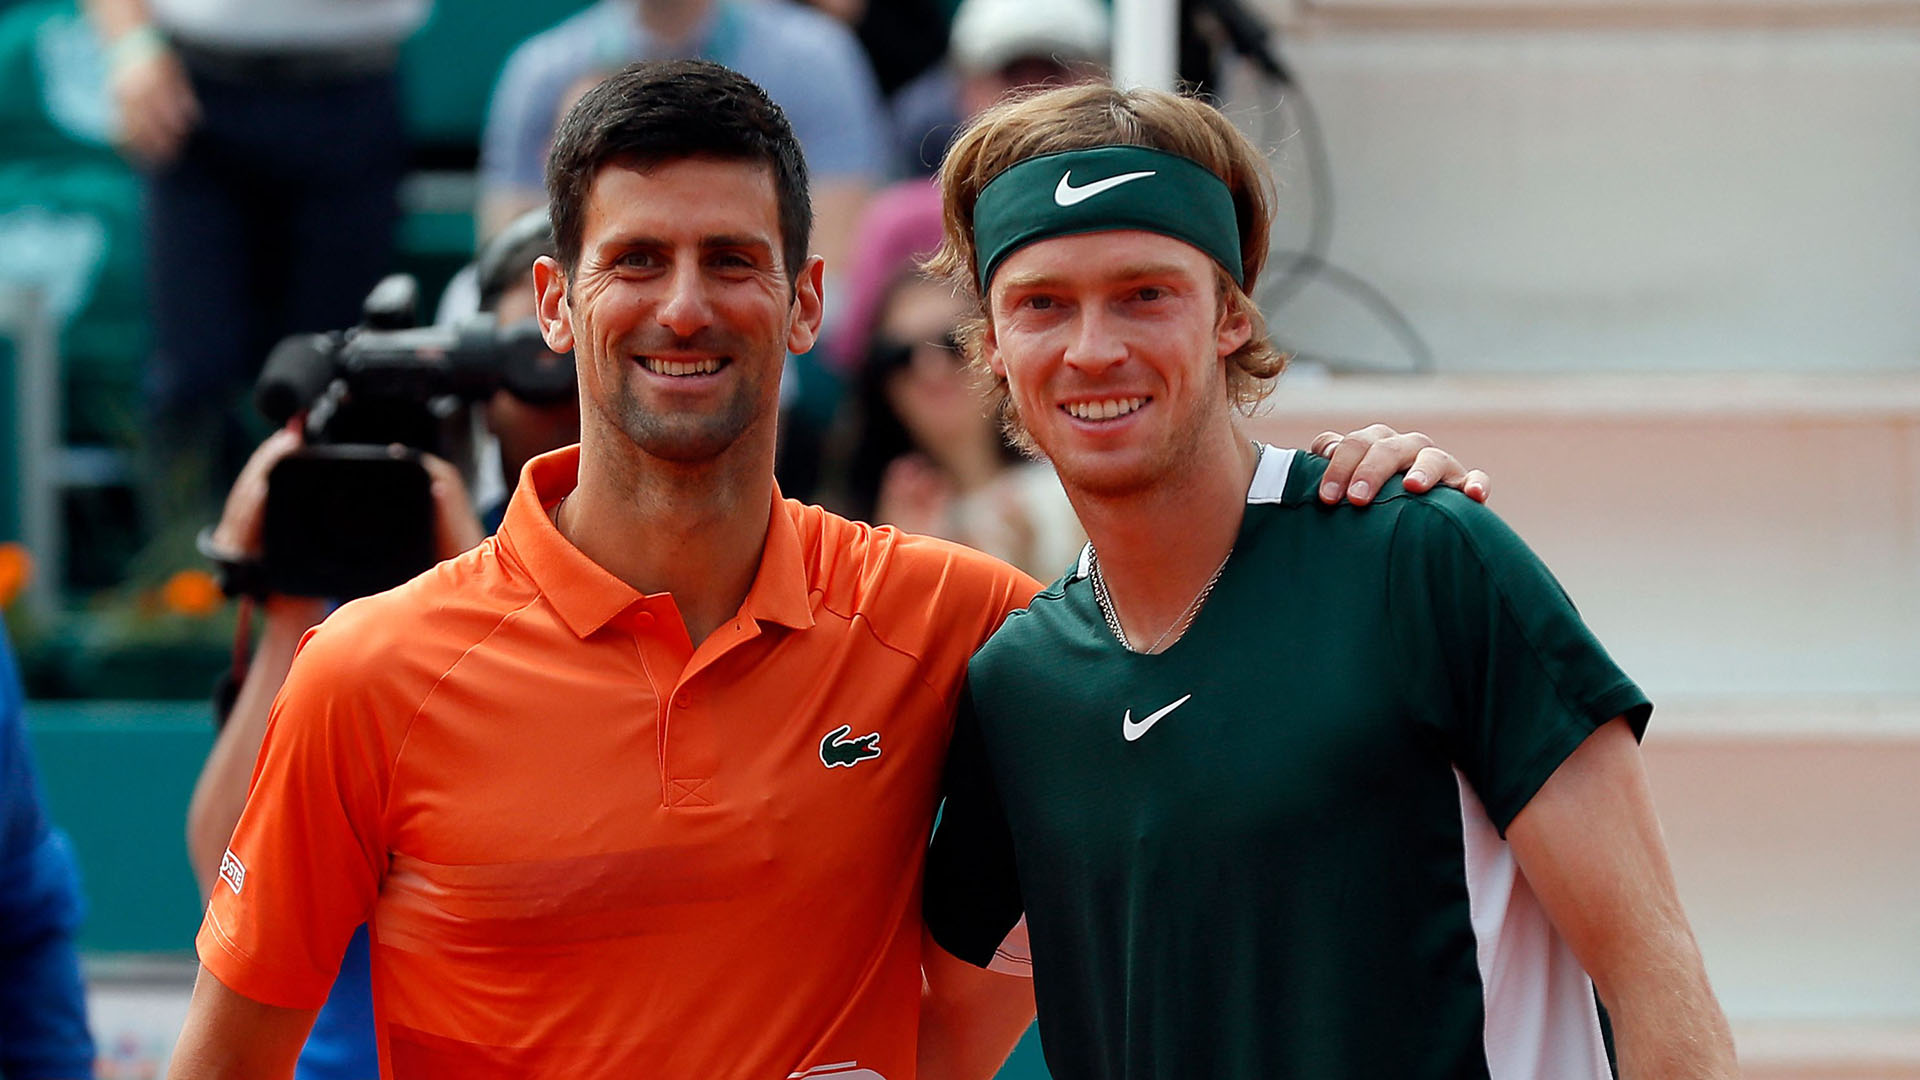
[1054,169,1157,207]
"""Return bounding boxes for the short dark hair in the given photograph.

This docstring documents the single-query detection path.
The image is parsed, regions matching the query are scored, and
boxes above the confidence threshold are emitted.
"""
[475,208,556,311]
[545,59,812,280]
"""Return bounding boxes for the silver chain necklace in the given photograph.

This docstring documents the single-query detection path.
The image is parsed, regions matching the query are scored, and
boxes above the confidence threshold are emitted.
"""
[1088,545,1234,655]
[1085,443,1261,655]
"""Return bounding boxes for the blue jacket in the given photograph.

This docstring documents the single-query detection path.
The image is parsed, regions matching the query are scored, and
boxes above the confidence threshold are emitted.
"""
[0,630,95,1080]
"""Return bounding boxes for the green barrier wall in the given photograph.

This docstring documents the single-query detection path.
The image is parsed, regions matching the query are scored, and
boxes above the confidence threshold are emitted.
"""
[26,700,210,954]
[400,0,595,147]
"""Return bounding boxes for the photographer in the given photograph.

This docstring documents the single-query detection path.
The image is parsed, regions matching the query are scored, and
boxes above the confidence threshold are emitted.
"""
[182,212,573,1080]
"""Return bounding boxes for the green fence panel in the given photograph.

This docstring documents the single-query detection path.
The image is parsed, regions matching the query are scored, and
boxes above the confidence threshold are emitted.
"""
[401,0,596,147]
[26,699,210,954]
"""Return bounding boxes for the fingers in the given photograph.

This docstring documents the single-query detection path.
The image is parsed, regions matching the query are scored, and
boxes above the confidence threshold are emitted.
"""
[875,454,953,532]
[1400,445,1459,494]
[1315,425,1375,504]
[419,453,485,559]
[1308,431,1345,459]
[209,424,307,557]
[1400,448,1492,503]
[1345,431,1436,505]
[1464,469,1492,503]
[1318,424,1426,505]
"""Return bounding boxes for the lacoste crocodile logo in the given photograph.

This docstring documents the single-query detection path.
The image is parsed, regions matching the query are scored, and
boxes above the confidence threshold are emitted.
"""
[820,725,883,768]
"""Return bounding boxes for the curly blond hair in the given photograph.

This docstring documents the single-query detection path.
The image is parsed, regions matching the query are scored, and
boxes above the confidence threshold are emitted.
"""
[926,84,1287,451]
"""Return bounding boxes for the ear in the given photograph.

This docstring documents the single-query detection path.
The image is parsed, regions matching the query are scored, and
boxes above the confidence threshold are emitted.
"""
[1215,293,1253,359]
[785,255,827,356]
[533,255,575,354]
[980,317,1007,379]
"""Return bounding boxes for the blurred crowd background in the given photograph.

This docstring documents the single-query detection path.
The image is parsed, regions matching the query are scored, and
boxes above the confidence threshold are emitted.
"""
[0,0,1914,1076]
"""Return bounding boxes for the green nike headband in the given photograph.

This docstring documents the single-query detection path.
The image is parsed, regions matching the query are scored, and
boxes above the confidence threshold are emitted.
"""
[971,145,1244,292]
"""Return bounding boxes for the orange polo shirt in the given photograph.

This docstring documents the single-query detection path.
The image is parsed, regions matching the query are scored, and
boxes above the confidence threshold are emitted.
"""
[198,446,1039,1079]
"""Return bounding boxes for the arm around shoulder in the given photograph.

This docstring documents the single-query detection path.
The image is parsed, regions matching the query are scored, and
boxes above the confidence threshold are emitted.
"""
[919,930,1035,1080]
[1507,718,1737,1079]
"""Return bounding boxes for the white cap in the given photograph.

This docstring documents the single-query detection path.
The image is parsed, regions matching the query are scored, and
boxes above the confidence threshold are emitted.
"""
[949,0,1110,76]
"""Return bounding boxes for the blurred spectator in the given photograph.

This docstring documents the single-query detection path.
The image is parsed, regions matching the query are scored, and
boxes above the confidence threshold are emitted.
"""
[799,0,950,98]
[0,626,96,1080]
[182,211,571,1080]
[0,1,149,589]
[827,182,1082,579]
[890,0,1108,176]
[477,0,886,277]
[83,0,428,540]
[469,210,583,530]
[824,180,945,375]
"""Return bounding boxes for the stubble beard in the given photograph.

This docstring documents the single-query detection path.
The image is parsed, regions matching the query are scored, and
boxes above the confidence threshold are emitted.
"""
[601,325,777,464]
[609,378,761,464]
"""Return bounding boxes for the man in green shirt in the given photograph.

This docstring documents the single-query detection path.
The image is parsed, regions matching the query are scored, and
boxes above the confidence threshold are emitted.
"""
[919,84,1738,1079]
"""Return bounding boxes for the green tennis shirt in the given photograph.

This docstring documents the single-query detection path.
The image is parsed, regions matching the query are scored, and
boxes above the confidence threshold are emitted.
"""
[924,446,1651,1080]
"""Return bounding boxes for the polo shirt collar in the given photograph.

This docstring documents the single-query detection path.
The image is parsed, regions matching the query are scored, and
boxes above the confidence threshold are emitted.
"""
[500,446,641,639]
[742,489,815,633]
[499,446,816,639]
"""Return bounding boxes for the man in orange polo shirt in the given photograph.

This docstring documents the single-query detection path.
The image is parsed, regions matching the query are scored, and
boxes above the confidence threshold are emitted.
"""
[166,61,1483,1080]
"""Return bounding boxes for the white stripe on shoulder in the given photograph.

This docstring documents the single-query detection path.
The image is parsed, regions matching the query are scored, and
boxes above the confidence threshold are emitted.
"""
[1247,444,1296,504]
[1073,542,1094,582]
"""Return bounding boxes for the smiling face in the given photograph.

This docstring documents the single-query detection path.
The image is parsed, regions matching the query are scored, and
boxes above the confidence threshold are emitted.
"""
[534,157,823,468]
[983,230,1250,497]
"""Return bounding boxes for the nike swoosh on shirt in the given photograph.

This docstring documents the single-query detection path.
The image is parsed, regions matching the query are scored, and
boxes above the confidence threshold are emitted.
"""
[1122,694,1193,742]
[1054,169,1157,207]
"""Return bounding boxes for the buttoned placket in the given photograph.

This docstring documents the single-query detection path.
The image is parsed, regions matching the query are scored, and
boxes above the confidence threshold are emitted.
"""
[618,598,768,810]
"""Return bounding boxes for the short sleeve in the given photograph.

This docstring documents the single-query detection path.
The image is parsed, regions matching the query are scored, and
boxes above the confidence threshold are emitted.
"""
[1387,491,1652,833]
[923,680,1025,968]
[197,624,393,1010]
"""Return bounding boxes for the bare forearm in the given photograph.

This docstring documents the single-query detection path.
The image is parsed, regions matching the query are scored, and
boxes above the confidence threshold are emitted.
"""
[167,965,314,1080]
[1509,720,1738,1079]
[1599,943,1738,1080]
[185,600,326,891]
[917,982,1033,1080]
[919,932,1035,1080]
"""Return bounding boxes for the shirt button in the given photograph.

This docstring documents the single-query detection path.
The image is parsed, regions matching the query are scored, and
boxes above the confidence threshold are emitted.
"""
[634,612,654,627]
[675,691,693,709]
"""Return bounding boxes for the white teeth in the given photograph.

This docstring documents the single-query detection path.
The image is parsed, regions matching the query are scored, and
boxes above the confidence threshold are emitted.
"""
[1064,397,1146,421]
[642,357,722,376]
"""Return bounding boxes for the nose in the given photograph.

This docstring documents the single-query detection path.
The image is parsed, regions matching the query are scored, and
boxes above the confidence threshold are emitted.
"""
[1062,307,1126,373]
[655,260,713,338]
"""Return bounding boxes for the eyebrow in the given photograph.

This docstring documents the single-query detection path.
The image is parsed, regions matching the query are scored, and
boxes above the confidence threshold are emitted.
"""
[596,233,776,257]
[997,261,1197,293]
[697,234,776,255]
[1108,261,1200,283]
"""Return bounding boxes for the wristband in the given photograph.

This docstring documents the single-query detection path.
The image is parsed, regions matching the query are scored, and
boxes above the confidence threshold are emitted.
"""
[196,526,266,600]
